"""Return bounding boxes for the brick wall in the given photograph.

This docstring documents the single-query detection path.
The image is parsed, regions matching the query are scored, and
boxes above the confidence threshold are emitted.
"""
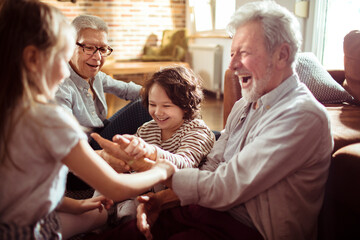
[42,0,186,61]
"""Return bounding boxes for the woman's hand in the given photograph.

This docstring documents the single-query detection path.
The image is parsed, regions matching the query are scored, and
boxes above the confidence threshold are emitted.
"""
[96,149,130,173]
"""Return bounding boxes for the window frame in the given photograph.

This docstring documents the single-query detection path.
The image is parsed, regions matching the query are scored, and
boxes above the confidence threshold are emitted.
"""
[189,0,235,37]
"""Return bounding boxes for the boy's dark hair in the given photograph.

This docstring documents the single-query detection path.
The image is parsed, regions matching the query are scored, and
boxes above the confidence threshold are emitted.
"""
[141,65,203,120]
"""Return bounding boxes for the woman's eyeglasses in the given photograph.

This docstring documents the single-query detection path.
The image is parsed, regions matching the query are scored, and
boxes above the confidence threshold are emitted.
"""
[76,42,113,57]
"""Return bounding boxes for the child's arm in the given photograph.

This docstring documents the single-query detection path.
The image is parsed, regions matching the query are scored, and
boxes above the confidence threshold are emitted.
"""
[156,126,214,169]
[61,139,176,202]
[57,196,113,215]
[113,125,215,169]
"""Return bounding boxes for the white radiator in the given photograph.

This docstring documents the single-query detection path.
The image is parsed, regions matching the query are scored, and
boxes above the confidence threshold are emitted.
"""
[189,44,223,97]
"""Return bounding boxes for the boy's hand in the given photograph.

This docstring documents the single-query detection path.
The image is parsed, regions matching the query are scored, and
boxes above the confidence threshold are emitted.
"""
[113,134,157,161]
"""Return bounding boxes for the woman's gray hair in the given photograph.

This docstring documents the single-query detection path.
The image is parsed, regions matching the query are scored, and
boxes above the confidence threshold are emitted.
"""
[72,14,108,39]
[227,1,302,68]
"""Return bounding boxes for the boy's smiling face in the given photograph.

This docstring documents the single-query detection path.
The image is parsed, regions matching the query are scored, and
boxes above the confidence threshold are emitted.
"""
[148,83,185,139]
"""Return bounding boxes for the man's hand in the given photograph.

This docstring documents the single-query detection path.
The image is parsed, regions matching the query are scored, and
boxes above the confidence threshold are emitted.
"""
[136,189,180,239]
[136,192,161,240]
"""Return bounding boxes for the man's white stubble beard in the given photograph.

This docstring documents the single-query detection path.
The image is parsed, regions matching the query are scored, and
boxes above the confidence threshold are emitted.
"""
[241,64,273,103]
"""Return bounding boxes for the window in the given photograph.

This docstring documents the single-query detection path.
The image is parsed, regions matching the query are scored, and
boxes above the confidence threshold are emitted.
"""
[314,0,360,69]
[190,0,235,33]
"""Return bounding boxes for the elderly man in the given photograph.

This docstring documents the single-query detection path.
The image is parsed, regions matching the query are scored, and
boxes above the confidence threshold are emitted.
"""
[56,15,151,198]
[92,1,333,240]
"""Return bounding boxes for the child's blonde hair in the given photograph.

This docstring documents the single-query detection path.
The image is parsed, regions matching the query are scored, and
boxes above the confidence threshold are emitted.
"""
[0,0,76,164]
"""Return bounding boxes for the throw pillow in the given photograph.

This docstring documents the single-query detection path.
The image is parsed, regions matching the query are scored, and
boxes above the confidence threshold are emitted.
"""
[295,52,354,104]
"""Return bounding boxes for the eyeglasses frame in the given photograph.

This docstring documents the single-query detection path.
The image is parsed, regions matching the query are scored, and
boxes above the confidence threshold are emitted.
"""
[76,42,113,57]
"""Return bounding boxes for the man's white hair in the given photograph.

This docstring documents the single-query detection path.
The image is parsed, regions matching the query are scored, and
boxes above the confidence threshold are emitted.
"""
[227,1,302,69]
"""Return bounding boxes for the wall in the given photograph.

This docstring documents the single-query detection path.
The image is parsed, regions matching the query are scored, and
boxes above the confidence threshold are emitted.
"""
[188,37,231,93]
[43,0,186,61]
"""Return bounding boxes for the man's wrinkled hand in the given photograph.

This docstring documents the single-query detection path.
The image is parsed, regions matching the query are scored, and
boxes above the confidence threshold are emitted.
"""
[136,192,161,240]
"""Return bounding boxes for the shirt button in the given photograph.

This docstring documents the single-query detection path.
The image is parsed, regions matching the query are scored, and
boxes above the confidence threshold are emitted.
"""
[266,105,270,109]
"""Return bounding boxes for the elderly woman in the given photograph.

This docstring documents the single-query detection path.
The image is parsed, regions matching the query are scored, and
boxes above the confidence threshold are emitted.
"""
[55,15,151,199]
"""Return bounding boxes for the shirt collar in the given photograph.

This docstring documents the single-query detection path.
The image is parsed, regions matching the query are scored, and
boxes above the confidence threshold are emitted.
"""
[257,74,299,110]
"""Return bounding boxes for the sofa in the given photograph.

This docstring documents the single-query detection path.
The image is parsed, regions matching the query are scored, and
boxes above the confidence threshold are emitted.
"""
[222,31,360,240]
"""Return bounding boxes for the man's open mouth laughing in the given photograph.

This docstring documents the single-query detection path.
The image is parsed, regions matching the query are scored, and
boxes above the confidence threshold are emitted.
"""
[235,71,252,88]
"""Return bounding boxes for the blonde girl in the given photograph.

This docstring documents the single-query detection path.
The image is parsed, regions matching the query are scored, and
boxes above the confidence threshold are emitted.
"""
[0,1,174,239]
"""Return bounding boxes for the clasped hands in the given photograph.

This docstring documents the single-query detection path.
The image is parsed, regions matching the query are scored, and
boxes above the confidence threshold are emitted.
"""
[91,133,157,172]
[91,133,177,239]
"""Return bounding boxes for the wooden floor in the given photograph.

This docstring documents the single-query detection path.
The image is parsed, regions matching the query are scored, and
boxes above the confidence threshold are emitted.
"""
[107,92,224,132]
[201,93,224,131]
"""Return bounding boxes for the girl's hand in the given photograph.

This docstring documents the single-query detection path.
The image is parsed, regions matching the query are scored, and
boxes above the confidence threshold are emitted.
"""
[113,134,157,161]
[152,158,177,180]
[60,196,114,215]
[79,196,114,214]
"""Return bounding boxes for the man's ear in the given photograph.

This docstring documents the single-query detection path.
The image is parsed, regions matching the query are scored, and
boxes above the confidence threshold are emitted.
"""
[275,43,290,69]
[23,45,41,72]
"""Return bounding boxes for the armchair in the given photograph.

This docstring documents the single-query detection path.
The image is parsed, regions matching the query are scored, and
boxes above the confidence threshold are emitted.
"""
[141,29,188,62]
